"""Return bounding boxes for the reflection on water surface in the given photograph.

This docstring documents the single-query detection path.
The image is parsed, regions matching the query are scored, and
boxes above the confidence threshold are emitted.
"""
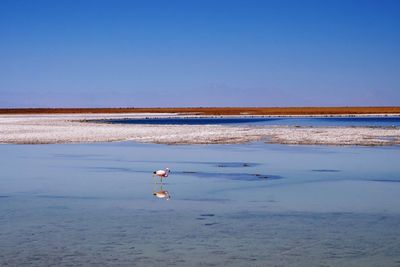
[153,182,171,200]
[1,142,400,266]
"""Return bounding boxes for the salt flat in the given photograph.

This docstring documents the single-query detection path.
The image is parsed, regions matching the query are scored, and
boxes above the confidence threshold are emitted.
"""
[0,114,399,145]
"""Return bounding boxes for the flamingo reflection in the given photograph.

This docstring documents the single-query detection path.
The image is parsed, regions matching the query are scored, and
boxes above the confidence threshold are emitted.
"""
[153,183,171,200]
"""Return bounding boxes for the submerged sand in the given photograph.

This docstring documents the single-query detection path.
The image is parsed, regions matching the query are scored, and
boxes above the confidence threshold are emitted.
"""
[0,114,399,146]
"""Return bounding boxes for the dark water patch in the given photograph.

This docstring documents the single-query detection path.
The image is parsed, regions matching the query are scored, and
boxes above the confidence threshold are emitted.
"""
[216,162,257,168]
[368,179,400,183]
[200,214,215,217]
[179,161,260,168]
[249,199,277,203]
[196,217,206,220]
[0,195,10,198]
[204,222,218,226]
[108,159,261,167]
[254,173,271,179]
[46,205,69,210]
[225,211,362,221]
[176,170,282,181]
[311,169,341,173]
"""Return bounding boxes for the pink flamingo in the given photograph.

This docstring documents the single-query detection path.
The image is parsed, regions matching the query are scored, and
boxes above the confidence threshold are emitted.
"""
[153,168,170,183]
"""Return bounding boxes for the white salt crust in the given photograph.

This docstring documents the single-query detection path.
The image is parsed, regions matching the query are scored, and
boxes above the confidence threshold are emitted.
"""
[1,114,399,146]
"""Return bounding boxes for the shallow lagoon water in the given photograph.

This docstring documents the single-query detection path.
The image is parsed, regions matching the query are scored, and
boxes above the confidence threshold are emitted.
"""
[103,116,400,127]
[1,142,400,266]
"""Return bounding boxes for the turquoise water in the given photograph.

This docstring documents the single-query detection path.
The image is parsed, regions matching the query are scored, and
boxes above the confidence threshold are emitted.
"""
[1,142,400,266]
[101,116,400,127]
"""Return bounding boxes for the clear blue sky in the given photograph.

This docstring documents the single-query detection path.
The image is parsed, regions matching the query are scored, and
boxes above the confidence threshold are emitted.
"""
[0,0,399,107]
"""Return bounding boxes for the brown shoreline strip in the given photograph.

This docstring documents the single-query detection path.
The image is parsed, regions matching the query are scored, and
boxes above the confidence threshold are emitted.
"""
[1,107,400,115]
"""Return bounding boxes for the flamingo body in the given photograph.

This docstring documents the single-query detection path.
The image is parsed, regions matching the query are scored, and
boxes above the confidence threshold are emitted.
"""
[153,168,170,177]
[153,168,170,183]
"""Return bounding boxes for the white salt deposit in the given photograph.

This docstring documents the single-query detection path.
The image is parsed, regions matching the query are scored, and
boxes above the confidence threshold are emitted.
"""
[0,114,399,146]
